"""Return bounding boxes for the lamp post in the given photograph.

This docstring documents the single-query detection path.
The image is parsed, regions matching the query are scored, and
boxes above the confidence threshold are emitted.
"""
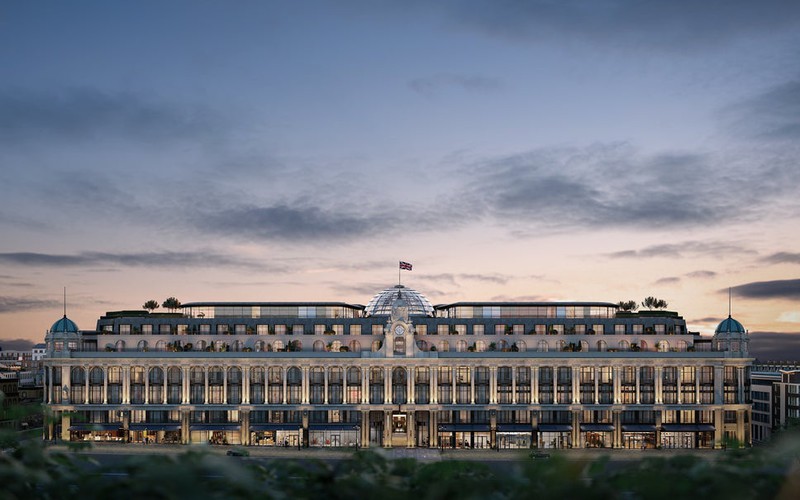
[354,425,360,449]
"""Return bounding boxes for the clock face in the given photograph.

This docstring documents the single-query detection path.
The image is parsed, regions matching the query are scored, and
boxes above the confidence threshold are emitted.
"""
[394,325,405,335]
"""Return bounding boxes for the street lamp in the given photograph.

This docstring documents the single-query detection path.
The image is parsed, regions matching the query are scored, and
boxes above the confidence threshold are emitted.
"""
[354,425,360,448]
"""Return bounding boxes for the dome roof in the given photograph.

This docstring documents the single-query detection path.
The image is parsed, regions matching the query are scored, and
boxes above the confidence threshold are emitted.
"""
[714,316,746,336]
[50,315,79,333]
[364,285,435,317]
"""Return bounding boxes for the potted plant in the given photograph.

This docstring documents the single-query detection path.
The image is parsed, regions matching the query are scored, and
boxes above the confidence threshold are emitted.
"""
[430,345,437,352]
[488,342,497,352]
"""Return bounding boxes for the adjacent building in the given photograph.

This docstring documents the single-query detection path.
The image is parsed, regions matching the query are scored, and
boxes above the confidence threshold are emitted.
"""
[42,284,752,449]
[750,362,800,443]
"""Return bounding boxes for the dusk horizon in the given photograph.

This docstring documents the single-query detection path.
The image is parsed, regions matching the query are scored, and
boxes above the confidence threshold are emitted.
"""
[1,1,799,361]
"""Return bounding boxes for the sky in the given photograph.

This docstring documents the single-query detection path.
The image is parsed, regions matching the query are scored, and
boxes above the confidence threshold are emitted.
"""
[0,1,799,360]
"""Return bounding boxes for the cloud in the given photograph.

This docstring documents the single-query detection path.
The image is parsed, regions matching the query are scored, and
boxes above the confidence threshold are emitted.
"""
[688,316,724,324]
[196,203,403,242]
[654,277,680,285]
[750,331,800,362]
[777,312,800,323]
[456,143,776,233]
[409,74,503,96]
[0,251,273,270]
[0,296,60,314]
[0,87,225,146]
[0,338,36,351]
[607,240,754,259]
[730,279,800,300]
[761,252,800,265]
[723,80,800,141]
[685,270,717,279]
[433,0,800,51]
[422,273,512,286]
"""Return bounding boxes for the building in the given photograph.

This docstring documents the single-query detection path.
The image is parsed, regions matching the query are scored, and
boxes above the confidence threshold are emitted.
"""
[42,284,752,449]
[750,362,800,443]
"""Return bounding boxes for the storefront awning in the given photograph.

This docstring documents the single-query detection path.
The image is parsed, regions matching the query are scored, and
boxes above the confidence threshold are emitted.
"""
[249,424,301,431]
[69,423,122,431]
[438,424,491,432]
[621,424,657,432]
[496,424,534,432]
[580,424,615,432]
[537,424,573,432]
[661,424,715,432]
[190,424,241,431]
[129,424,181,431]
[308,424,360,431]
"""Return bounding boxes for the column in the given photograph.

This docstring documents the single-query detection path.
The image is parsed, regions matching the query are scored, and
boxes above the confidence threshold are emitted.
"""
[635,366,641,404]
[613,410,621,448]
[655,366,663,404]
[241,409,250,446]
[431,367,438,404]
[612,366,620,404]
[532,365,538,404]
[655,410,662,447]
[323,367,329,404]
[408,367,415,404]
[243,366,250,404]
[84,365,89,404]
[204,366,209,404]
[511,366,517,404]
[677,366,682,405]
[182,367,189,404]
[223,366,228,404]
[572,366,579,404]
[47,366,52,404]
[362,367,368,404]
[361,410,369,448]
[714,408,724,448]
[282,368,288,404]
[451,367,456,405]
[736,408,745,446]
[594,367,600,404]
[571,410,580,449]
[302,366,310,404]
[163,369,167,404]
[384,411,392,447]
[407,410,415,448]
[430,410,438,447]
[144,367,150,404]
[61,412,71,441]
[103,366,108,404]
[385,366,391,404]
[695,367,701,405]
[490,410,497,449]
[714,366,724,404]
[737,367,745,404]
[470,366,475,404]
[489,367,497,404]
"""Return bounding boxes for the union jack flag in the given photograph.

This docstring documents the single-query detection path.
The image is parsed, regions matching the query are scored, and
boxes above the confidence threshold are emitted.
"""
[399,261,412,271]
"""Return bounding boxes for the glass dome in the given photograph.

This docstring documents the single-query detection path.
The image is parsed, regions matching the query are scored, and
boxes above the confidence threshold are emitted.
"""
[714,316,746,336]
[50,315,79,333]
[364,285,435,317]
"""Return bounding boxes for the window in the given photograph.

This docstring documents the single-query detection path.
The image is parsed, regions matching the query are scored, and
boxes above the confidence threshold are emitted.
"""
[293,325,304,335]
[350,325,361,336]
[373,325,384,336]
[120,324,131,334]
[235,324,246,335]
[655,324,665,334]
[416,325,427,335]
[495,324,506,335]
[257,325,269,335]
[473,324,484,335]
[217,324,229,335]
[632,324,643,334]
[142,324,153,334]
[574,324,586,335]
[199,324,211,334]
[438,325,450,335]
[592,324,604,335]
[315,324,325,335]
[159,324,171,335]
[513,324,524,335]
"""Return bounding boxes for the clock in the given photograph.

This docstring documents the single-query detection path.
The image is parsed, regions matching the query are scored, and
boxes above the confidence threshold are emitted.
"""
[394,325,405,335]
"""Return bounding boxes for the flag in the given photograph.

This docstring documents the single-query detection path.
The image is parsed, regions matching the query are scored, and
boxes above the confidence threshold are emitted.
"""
[399,261,412,271]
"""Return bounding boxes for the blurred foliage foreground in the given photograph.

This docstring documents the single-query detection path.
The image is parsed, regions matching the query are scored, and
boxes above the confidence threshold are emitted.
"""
[1,429,799,500]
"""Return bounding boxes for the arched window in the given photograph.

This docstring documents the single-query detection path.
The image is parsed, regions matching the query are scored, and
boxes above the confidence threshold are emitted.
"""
[115,340,125,352]
[416,340,428,351]
[476,340,486,352]
[155,340,166,351]
[597,340,607,352]
[394,337,405,354]
[168,367,182,384]
[195,340,206,351]
[657,340,669,352]
[516,340,527,352]
[677,340,688,352]
[640,340,649,351]
[233,340,243,352]
[331,340,341,352]
[137,340,148,352]
[619,340,630,351]
[371,340,382,352]
[228,367,242,384]
[149,367,164,384]
[313,340,325,352]
[89,367,103,385]
[537,340,548,352]
[456,340,467,352]
[349,340,361,352]
[438,340,450,352]
[579,340,589,352]
[254,340,264,352]
[273,340,284,351]
[287,367,302,384]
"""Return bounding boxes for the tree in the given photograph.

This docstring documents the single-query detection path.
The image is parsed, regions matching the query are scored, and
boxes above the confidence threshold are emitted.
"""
[162,297,182,312]
[617,300,638,312]
[142,300,159,312]
[642,296,668,310]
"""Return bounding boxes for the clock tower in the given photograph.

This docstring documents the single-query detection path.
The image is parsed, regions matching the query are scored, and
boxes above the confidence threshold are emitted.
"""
[383,294,420,357]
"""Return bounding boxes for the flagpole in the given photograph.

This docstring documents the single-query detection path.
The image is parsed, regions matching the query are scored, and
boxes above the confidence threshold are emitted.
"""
[398,262,401,287]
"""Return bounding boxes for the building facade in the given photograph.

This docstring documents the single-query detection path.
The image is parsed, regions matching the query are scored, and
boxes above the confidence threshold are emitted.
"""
[750,362,800,443]
[43,285,752,449]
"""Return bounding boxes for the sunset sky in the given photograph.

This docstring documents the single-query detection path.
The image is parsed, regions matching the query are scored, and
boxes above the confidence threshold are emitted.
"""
[1,1,799,359]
